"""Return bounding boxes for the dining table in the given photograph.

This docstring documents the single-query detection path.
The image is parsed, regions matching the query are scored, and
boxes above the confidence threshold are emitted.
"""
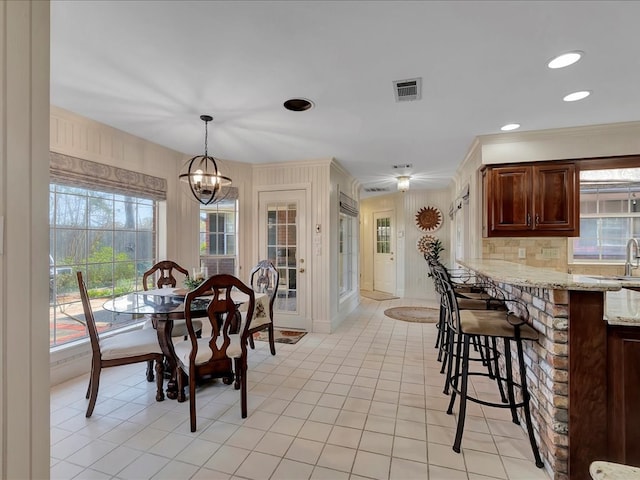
[103,287,266,401]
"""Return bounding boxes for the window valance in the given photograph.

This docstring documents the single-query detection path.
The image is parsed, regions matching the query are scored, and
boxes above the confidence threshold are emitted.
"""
[49,152,167,200]
[339,192,359,217]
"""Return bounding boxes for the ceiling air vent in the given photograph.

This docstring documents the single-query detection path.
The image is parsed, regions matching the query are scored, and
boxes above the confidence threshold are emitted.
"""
[364,187,390,193]
[393,77,422,102]
[392,164,413,170]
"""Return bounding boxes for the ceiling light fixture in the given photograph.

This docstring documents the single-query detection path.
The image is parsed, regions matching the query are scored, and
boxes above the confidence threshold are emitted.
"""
[563,90,591,102]
[500,123,521,131]
[283,98,314,111]
[547,51,583,69]
[397,176,411,192]
[179,115,232,205]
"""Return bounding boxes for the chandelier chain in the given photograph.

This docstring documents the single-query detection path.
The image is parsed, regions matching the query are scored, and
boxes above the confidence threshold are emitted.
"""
[203,119,209,157]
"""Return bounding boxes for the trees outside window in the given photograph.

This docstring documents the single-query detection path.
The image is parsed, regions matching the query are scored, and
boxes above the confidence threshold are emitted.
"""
[50,184,156,347]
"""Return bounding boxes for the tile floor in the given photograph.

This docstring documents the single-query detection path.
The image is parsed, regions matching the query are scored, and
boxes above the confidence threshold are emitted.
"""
[51,297,552,480]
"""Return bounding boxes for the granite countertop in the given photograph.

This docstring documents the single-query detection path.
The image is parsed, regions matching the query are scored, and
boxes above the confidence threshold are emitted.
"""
[605,288,640,326]
[457,258,627,292]
[589,460,640,479]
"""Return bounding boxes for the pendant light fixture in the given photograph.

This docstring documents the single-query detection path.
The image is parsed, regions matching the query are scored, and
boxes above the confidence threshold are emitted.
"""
[179,115,232,205]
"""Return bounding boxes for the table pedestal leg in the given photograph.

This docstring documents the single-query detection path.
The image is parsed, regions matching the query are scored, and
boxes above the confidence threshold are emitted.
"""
[155,318,185,401]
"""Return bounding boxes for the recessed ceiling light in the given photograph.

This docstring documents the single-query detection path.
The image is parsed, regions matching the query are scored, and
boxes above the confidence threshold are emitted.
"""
[563,90,591,102]
[283,98,314,112]
[501,123,521,131]
[547,51,583,69]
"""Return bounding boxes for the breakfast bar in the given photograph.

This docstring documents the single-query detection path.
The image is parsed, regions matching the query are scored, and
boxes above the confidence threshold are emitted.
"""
[456,259,640,480]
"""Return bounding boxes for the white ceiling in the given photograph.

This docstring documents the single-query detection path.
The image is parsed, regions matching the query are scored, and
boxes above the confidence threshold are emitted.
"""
[50,1,640,196]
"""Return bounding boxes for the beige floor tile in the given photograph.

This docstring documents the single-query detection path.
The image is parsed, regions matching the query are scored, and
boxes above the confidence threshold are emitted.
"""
[204,445,250,475]
[359,430,394,456]
[298,420,333,442]
[327,425,362,449]
[389,457,429,480]
[501,456,549,479]
[234,451,281,480]
[392,436,428,463]
[395,418,427,441]
[429,464,470,479]
[463,450,508,479]
[317,444,357,472]
[271,459,314,480]
[310,465,350,480]
[284,438,324,464]
[352,450,391,480]
[428,442,467,471]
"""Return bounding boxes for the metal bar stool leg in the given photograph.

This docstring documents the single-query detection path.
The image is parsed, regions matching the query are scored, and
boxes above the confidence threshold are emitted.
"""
[440,324,451,374]
[436,304,446,360]
[503,339,520,425]
[516,335,545,468]
[492,337,508,403]
[446,329,463,408]
[453,335,471,453]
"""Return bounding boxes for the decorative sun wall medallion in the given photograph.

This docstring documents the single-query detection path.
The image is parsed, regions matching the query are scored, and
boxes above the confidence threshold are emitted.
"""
[416,234,438,254]
[415,206,443,232]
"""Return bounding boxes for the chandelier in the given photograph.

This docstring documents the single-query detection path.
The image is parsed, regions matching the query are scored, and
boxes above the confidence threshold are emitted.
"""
[179,115,232,205]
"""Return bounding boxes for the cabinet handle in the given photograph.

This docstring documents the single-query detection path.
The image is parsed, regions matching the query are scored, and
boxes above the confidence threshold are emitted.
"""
[535,214,540,225]
[526,213,531,226]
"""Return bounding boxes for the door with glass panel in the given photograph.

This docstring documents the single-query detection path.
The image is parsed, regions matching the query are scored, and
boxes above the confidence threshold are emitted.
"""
[373,210,396,294]
[258,190,309,331]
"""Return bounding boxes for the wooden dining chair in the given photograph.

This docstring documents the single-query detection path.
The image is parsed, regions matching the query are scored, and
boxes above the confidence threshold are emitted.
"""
[76,271,165,417]
[142,260,202,381]
[174,274,255,431]
[246,260,279,355]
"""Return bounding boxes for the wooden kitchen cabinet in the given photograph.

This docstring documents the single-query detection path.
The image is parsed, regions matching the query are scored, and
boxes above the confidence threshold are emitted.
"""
[484,161,579,237]
[607,325,640,467]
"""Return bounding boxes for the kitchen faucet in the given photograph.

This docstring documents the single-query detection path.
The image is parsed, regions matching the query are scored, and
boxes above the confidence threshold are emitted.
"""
[624,238,640,276]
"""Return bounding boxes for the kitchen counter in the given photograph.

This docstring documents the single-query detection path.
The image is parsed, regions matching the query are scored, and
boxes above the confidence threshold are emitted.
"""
[589,461,640,480]
[457,258,627,291]
[454,258,619,480]
[605,288,640,326]
[457,258,640,326]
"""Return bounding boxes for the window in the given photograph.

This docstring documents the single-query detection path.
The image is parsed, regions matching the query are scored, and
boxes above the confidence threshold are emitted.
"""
[339,213,355,296]
[200,199,237,275]
[573,168,640,261]
[376,217,391,253]
[49,184,156,347]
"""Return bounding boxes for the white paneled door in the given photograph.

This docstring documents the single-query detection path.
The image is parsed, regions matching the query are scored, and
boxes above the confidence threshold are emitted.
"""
[373,210,396,294]
[258,190,310,331]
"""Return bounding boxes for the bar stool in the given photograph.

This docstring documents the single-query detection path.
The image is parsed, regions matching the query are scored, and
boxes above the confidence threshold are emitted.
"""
[439,274,544,468]
[430,261,507,399]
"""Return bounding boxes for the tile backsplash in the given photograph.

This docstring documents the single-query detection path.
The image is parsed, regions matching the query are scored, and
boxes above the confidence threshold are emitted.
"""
[482,237,633,276]
[482,238,569,271]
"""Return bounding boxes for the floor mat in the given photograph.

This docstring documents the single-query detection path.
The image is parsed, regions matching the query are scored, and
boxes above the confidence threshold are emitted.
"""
[383,306,439,323]
[253,329,307,344]
[360,290,399,301]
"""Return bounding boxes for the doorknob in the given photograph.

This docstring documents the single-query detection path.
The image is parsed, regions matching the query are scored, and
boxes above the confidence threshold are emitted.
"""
[299,268,305,273]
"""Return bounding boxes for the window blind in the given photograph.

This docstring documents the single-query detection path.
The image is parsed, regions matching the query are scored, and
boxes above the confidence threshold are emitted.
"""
[50,152,167,200]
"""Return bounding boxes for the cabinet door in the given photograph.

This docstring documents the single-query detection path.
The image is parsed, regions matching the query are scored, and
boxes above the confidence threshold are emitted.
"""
[533,163,579,234]
[608,327,640,466]
[487,166,531,235]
